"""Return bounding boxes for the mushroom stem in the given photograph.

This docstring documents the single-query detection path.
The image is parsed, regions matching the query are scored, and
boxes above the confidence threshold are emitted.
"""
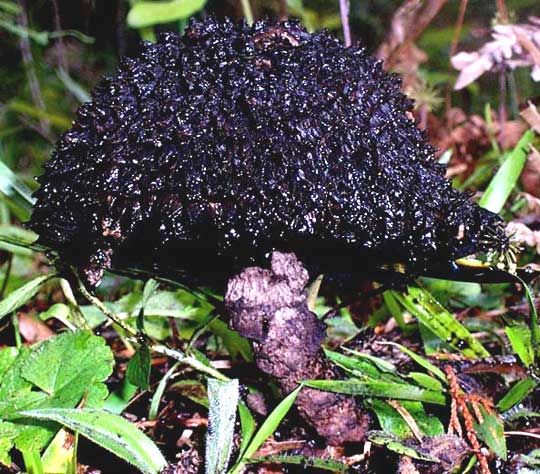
[225,251,370,445]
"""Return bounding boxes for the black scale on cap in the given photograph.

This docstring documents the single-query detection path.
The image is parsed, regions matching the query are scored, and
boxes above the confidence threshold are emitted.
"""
[29,17,508,287]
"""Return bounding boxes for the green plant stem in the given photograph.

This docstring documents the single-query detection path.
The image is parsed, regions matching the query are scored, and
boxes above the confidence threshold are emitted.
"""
[151,343,229,381]
[60,278,91,330]
[77,279,138,337]
[240,0,254,25]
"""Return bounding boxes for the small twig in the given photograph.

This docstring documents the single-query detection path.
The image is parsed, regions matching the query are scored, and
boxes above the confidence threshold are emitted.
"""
[50,0,68,72]
[339,0,352,47]
[77,278,138,337]
[278,0,287,20]
[446,0,468,113]
[495,0,509,23]
[505,431,540,440]
[387,400,423,442]
[0,255,13,299]
[151,343,229,381]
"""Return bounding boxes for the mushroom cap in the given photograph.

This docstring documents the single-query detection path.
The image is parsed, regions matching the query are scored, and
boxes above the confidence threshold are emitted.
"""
[29,17,508,287]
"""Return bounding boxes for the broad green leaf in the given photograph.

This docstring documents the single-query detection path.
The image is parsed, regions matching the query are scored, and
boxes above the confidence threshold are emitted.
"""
[126,345,151,390]
[0,331,113,453]
[229,386,302,474]
[127,0,207,28]
[20,408,166,474]
[479,129,535,213]
[497,378,537,412]
[0,275,54,321]
[303,379,446,405]
[249,455,347,473]
[475,406,506,460]
[393,287,490,358]
[368,431,439,462]
[506,325,534,367]
[205,379,239,474]
[369,399,444,439]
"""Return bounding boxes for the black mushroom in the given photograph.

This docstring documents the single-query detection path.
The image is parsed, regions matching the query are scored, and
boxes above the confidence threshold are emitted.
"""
[29,17,508,288]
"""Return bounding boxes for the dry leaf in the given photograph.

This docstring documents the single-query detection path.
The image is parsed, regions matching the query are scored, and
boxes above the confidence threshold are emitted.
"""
[520,102,540,134]
[452,18,540,89]
[521,145,540,198]
[507,222,540,254]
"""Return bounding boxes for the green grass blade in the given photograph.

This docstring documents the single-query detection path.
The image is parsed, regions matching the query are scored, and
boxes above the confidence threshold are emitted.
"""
[229,385,302,474]
[479,129,535,213]
[0,275,54,321]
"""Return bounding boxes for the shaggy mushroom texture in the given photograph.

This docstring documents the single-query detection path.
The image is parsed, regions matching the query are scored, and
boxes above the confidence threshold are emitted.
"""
[29,17,508,287]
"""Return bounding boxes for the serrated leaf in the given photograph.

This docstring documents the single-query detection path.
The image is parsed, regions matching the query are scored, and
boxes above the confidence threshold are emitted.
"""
[0,275,53,321]
[303,379,446,405]
[205,379,239,474]
[127,0,207,28]
[393,287,489,358]
[20,408,166,474]
[126,345,151,390]
[0,331,114,452]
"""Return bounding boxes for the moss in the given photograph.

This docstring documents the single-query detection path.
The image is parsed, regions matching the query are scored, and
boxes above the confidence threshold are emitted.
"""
[29,17,508,287]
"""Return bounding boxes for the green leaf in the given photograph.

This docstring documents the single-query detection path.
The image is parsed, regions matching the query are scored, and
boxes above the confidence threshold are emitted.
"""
[369,400,444,439]
[205,379,239,474]
[230,386,302,474]
[149,362,179,420]
[497,378,537,412]
[104,381,138,415]
[303,379,446,405]
[249,455,347,473]
[479,129,535,213]
[126,345,151,390]
[475,406,506,460]
[379,342,447,382]
[0,331,113,453]
[20,408,166,474]
[393,287,490,358]
[238,400,256,457]
[0,275,54,321]
[127,0,207,28]
[0,160,35,220]
[0,224,37,256]
[367,431,439,462]
[408,372,444,392]
[506,325,534,367]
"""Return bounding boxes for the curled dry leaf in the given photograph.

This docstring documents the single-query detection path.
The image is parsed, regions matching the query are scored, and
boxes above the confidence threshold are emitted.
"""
[520,102,540,134]
[452,17,540,90]
[521,145,540,198]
